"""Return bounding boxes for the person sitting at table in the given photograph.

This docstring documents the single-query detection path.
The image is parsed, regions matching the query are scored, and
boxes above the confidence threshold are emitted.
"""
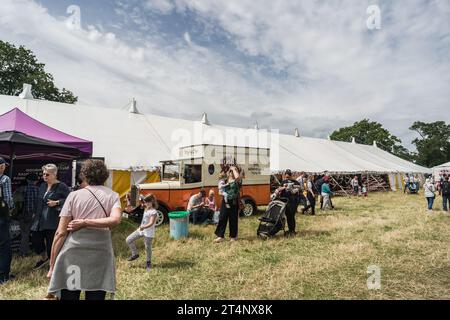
[187,189,210,224]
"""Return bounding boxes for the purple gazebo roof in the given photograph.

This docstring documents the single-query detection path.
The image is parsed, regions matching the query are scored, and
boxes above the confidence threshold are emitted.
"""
[0,107,92,155]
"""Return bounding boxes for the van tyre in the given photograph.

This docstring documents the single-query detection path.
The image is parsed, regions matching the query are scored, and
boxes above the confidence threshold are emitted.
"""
[241,198,257,217]
[156,205,168,227]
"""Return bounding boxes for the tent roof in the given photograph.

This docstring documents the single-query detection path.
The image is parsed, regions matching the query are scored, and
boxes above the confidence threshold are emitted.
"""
[0,94,430,173]
[0,131,81,160]
[0,107,92,155]
[433,162,450,168]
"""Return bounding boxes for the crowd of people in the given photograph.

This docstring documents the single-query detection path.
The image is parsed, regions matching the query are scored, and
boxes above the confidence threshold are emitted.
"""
[403,174,422,193]
[1,160,73,285]
[1,153,449,299]
[0,158,122,300]
[423,174,450,212]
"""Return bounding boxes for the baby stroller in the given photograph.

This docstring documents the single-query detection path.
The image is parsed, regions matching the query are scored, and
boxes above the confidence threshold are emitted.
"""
[257,197,287,239]
[408,182,418,194]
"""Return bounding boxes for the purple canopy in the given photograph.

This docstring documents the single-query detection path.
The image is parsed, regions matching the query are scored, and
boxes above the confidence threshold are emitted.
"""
[0,131,81,160]
[0,108,92,155]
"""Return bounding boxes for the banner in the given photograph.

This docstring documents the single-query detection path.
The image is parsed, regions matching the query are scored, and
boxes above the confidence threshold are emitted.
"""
[11,160,72,191]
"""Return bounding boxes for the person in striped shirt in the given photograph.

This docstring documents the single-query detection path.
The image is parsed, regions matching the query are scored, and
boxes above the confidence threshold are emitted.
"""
[0,157,14,284]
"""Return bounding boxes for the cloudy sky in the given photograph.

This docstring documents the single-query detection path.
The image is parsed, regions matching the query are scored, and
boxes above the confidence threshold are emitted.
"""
[1,0,449,149]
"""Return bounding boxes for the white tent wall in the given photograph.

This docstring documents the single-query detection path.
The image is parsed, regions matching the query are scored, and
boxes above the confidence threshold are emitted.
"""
[388,174,397,191]
[0,94,431,176]
[278,136,372,173]
[433,162,450,179]
[396,173,403,191]
[359,144,430,174]
[105,170,113,189]
[131,171,148,186]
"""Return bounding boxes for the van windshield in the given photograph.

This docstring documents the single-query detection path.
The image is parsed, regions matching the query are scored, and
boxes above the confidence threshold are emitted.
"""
[162,164,180,181]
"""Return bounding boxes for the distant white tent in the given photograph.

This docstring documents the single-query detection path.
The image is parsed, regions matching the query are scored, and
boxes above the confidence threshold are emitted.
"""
[433,162,450,178]
[0,93,431,176]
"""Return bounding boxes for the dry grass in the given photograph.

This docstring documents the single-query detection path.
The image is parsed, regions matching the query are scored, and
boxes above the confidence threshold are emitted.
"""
[1,191,449,300]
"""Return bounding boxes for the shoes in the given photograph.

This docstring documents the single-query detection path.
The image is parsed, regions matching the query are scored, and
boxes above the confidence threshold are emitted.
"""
[127,254,140,262]
[33,259,49,271]
[146,261,152,270]
[230,238,237,242]
[214,237,224,243]
[44,293,58,300]
[286,231,297,237]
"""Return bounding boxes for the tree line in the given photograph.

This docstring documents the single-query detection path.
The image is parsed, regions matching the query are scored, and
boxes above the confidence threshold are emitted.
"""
[330,119,450,168]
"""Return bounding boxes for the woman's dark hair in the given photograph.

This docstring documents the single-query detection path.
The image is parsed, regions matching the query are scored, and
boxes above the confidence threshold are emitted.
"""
[80,159,109,186]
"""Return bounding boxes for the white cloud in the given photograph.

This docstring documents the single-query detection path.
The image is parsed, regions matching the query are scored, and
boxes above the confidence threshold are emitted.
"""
[183,31,191,44]
[167,0,450,142]
[0,0,269,120]
[144,0,174,14]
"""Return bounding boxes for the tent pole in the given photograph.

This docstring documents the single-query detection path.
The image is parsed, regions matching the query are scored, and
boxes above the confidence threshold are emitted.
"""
[367,172,369,194]
[370,174,387,191]
[331,176,349,197]
[9,143,15,178]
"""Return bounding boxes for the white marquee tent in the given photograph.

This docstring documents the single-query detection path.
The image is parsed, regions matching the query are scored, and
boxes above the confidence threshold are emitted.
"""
[433,162,450,178]
[0,91,431,195]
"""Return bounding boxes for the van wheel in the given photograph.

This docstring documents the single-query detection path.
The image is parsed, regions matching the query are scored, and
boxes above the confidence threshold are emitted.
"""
[241,198,257,217]
[155,205,168,227]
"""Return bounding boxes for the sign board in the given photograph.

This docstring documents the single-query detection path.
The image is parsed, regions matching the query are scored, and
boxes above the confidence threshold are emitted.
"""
[10,160,72,191]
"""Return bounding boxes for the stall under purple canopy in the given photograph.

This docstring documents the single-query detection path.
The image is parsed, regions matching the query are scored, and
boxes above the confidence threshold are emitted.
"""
[0,131,82,160]
[0,107,92,155]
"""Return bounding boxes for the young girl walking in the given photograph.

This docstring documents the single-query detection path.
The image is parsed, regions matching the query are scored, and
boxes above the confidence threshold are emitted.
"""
[126,194,158,270]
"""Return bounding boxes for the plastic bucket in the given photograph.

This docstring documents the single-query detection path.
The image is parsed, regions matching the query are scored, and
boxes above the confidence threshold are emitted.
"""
[168,211,189,240]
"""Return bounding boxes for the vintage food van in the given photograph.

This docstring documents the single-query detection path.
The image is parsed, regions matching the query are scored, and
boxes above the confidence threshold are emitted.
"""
[138,144,271,226]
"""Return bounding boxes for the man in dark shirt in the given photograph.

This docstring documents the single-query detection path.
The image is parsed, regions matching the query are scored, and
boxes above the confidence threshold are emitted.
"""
[277,169,301,236]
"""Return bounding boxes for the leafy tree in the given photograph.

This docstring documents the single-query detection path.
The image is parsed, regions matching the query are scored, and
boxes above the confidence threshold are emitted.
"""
[409,121,450,167]
[330,119,410,159]
[0,40,77,103]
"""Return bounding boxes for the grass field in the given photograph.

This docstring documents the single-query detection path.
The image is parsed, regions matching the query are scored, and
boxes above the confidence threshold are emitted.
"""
[1,191,449,300]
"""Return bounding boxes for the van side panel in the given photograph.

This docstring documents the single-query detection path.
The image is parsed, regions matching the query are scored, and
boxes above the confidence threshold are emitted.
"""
[140,184,270,211]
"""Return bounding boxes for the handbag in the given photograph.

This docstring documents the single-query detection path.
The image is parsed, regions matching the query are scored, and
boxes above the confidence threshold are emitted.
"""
[425,184,435,198]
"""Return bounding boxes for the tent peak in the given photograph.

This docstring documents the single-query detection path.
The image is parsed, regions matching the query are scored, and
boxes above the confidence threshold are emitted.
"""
[351,137,356,144]
[373,140,378,147]
[201,112,210,125]
[294,128,300,137]
[128,98,140,114]
[254,121,259,130]
[19,84,34,100]
[327,135,331,140]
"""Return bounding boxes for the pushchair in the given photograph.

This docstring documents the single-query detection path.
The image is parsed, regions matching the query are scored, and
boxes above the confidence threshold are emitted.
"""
[257,197,288,239]
[408,182,418,194]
